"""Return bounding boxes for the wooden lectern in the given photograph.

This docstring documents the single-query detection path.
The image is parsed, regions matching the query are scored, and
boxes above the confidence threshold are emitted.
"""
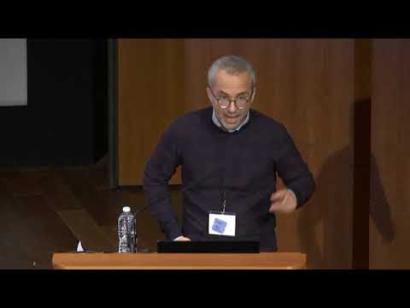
[52,252,306,269]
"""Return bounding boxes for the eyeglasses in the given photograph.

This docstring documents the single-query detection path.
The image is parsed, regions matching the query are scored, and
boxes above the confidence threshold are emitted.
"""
[208,86,253,109]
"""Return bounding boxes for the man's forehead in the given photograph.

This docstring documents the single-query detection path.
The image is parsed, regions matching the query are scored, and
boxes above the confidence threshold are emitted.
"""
[215,69,252,81]
[213,71,252,91]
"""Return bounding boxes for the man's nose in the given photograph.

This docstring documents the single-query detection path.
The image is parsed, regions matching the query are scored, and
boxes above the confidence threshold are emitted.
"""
[227,100,238,113]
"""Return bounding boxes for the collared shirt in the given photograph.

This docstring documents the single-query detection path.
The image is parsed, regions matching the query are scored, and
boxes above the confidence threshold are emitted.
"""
[212,109,250,133]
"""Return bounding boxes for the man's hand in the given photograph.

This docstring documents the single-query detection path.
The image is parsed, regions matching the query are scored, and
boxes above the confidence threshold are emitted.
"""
[173,236,191,241]
[269,189,298,214]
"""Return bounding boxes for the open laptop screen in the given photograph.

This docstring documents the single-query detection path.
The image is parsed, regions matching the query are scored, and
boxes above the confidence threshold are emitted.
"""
[157,241,259,253]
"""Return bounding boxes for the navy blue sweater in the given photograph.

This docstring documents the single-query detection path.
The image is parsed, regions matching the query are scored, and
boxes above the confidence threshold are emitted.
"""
[143,107,315,251]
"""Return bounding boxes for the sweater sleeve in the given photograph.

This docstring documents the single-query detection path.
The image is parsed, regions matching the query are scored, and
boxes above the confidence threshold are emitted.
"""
[276,124,316,208]
[143,125,182,240]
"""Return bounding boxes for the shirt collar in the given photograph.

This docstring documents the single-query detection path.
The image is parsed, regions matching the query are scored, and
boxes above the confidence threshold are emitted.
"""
[212,109,250,133]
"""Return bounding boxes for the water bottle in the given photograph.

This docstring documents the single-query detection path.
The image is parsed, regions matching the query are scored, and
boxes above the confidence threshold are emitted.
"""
[118,206,137,253]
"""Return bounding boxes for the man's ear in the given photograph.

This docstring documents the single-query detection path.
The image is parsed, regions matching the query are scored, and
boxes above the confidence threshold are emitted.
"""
[206,87,213,104]
[251,87,256,101]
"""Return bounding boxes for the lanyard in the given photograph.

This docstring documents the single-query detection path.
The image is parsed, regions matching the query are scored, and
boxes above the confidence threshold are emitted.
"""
[221,191,227,214]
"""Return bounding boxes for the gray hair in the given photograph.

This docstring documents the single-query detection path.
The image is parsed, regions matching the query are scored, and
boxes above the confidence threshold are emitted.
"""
[208,55,256,88]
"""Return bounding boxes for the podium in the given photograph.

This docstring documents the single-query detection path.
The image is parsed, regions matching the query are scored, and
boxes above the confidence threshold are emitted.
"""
[52,252,306,269]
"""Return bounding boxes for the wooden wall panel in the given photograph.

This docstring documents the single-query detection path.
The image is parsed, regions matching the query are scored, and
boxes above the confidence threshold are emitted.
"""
[370,39,410,268]
[118,39,185,185]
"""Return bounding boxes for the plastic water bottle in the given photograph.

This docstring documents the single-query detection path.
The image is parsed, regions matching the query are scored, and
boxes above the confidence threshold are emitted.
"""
[118,206,136,253]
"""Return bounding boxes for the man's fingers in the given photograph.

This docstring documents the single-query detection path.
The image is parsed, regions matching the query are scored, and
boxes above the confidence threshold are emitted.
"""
[270,190,287,202]
[269,190,292,213]
[269,201,280,211]
[174,236,191,241]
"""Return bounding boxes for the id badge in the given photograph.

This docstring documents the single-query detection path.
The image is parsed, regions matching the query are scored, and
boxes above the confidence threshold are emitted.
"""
[208,211,236,237]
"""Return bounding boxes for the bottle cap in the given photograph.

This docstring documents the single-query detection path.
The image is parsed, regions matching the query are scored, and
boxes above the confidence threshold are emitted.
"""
[122,206,131,213]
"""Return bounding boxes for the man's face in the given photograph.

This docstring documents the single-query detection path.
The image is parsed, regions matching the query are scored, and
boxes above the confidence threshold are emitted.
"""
[207,69,255,131]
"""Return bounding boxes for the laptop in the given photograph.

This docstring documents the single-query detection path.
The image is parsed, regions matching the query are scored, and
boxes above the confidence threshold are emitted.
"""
[157,240,260,253]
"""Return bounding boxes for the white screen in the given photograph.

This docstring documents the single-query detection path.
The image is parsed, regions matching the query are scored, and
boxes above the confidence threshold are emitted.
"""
[0,39,27,106]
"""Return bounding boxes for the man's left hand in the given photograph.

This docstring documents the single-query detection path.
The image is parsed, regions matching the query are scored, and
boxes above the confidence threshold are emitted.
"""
[269,189,297,214]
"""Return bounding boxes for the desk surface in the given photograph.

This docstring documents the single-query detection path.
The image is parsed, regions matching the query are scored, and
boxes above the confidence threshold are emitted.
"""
[52,252,306,270]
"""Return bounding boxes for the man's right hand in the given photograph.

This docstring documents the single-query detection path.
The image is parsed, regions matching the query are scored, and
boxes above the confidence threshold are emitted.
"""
[173,236,191,241]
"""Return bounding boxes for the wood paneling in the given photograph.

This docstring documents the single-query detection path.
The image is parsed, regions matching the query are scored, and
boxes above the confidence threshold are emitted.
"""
[118,39,185,186]
[52,252,306,269]
[370,39,410,269]
[0,165,168,268]
[352,39,372,269]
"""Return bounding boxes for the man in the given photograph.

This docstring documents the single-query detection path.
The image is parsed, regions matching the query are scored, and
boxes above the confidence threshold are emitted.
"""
[143,55,315,251]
